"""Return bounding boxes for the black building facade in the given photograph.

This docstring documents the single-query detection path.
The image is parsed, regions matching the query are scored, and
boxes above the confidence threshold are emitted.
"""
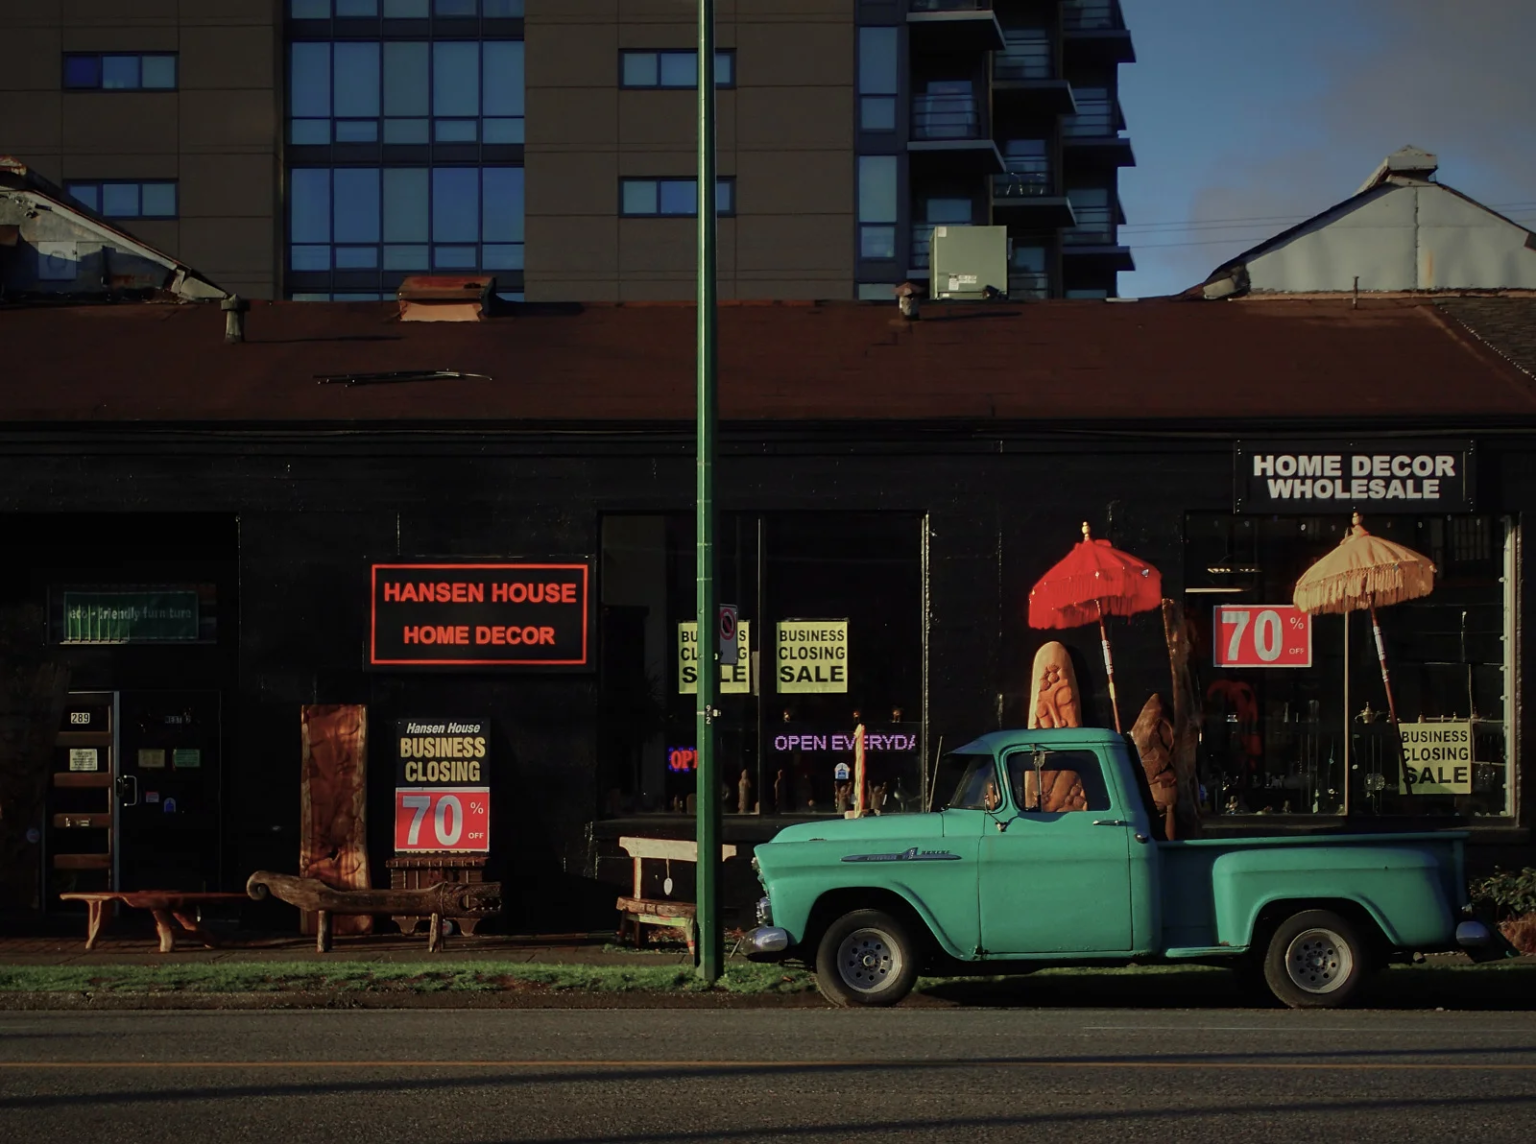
[1,297,1532,930]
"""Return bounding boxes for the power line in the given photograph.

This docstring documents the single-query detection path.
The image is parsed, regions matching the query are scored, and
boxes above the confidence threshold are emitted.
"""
[1117,200,1536,234]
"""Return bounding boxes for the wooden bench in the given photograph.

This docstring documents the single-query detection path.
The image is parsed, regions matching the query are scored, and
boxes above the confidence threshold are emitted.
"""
[614,836,737,957]
[246,871,502,953]
[59,891,247,953]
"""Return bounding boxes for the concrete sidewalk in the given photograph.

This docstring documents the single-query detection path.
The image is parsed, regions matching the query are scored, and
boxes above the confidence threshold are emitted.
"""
[0,929,701,968]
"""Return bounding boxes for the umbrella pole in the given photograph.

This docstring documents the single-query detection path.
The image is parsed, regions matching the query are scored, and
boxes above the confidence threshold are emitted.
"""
[1368,601,1399,724]
[1097,606,1122,733]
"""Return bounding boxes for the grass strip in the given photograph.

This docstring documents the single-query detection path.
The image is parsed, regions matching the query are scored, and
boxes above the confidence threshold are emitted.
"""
[0,960,819,996]
[0,956,1526,1001]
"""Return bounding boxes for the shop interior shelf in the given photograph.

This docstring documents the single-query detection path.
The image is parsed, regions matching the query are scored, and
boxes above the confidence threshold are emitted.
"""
[52,772,114,788]
[56,730,115,748]
[52,813,112,829]
[53,853,111,870]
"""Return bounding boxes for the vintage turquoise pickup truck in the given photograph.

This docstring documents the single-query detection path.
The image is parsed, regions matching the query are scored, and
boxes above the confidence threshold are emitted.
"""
[745,728,1503,1008]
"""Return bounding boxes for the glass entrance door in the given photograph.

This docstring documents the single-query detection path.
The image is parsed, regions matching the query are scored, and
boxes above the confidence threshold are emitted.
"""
[116,691,222,891]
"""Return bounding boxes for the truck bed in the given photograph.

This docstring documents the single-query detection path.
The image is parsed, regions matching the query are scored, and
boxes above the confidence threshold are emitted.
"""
[1156,831,1468,956]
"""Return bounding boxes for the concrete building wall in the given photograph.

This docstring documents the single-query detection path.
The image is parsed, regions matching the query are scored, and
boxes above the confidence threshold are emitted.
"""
[0,0,281,298]
[524,0,856,302]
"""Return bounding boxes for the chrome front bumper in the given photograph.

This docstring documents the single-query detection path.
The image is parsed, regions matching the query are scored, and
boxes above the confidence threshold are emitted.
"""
[744,926,790,958]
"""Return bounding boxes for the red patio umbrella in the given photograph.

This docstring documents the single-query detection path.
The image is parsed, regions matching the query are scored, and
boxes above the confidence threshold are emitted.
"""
[1029,522,1163,733]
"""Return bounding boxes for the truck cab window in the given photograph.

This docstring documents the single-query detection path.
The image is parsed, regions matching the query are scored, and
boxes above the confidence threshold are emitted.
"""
[1007,749,1110,812]
[945,754,1002,810]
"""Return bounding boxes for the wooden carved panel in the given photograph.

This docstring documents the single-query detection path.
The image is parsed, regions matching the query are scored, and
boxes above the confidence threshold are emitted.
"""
[299,705,371,935]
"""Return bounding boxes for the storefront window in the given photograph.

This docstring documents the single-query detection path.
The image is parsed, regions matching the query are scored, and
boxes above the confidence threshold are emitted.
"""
[1185,513,1513,820]
[597,513,924,818]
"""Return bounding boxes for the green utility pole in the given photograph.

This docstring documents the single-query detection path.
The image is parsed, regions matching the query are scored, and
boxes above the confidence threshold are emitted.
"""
[694,0,723,985]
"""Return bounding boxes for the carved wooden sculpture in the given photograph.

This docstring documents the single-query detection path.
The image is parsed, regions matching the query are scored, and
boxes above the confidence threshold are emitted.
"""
[247,871,502,953]
[299,705,371,936]
[1027,642,1082,730]
[1160,600,1204,839]
[1130,694,1180,839]
[1020,767,1089,813]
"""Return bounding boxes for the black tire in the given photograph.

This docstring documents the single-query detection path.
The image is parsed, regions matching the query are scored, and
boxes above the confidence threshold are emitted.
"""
[814,908,920,1008]
[1263,909,1368,1009]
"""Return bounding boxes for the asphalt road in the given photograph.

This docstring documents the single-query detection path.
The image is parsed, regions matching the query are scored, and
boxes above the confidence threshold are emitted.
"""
[2,1008,1534,1143]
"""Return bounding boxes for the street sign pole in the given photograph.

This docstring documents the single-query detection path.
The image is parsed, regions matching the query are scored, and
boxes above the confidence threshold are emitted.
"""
[694,0,723,985]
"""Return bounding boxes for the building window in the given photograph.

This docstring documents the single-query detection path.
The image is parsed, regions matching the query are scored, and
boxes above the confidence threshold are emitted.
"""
[996,24,1052,81]
[289,0,525,15]
[62,53,177,91]
[1009,243,1050,298]
[65,181,179,219]
[1064,186,1114,244]
[620,50,734,89]
[597,513,924,818]
[912,79,978,141]
[1186,513,1513,820]
[997,139,1051,198]
[857,283,896,301]
[288,165,523,275]
[911,196,972,270]
[620,178,735,217]
[858,27,898,131]
[289,39,524,145]
[858,155,898,260]
[1063,86,1115,138]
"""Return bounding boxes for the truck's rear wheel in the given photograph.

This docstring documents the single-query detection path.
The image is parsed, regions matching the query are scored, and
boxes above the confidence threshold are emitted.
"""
[1263,909,1367,1009]
[815,908,919,1008]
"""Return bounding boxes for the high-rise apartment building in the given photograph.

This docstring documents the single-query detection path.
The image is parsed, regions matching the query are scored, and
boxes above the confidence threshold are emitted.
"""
[0,0,1133,302]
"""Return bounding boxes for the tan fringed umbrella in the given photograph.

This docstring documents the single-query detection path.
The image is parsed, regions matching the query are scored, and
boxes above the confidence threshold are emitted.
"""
[1292,512,1436,724]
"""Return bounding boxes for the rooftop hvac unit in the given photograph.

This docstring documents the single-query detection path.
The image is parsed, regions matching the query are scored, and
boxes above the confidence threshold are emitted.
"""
[930,225,1008,301]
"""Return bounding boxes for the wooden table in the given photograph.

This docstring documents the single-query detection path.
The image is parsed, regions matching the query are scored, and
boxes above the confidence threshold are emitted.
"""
[59,891,247,953]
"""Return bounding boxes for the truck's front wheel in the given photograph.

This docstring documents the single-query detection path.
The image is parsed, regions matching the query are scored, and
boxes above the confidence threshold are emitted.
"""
[1263,909,1367,1009]
[815,909,920,1007]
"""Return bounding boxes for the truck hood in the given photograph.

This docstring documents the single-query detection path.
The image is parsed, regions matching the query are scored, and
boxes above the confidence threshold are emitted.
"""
[767,814,947,845]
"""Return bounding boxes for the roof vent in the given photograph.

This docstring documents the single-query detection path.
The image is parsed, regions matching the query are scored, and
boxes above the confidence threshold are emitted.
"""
[1356,145,1439,194]
[397,275,495,322]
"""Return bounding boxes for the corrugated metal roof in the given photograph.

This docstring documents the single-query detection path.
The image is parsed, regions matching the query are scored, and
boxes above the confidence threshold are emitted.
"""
[0,296,1533,425]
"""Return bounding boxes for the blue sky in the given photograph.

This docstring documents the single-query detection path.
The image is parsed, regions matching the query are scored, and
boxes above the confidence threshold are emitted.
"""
[1116,0,1536,297]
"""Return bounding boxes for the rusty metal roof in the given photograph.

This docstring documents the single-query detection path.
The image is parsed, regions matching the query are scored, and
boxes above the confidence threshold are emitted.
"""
[0,296,1533,426]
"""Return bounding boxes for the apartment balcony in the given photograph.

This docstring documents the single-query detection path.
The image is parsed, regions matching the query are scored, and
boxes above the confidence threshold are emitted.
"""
[991,41,1077,116]
[991,165,1076,228]
[907,0,1005,54]
[1062,0,1135,66]
[909,91,1004,173]
[1061,99,1135,170]
[1008,270,1051,300]
[1061,224,1134,273]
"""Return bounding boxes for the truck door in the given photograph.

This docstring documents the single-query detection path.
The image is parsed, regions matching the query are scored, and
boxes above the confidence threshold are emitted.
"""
[978,748,1134,955]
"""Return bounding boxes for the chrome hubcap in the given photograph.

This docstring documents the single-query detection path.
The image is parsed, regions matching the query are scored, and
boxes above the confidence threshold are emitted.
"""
[837,928,902,994]
[1285,927,1353,993]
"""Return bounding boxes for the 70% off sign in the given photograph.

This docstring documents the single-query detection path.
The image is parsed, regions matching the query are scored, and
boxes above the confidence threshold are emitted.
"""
[393,789,490,852]
[1213,605,1313,668]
